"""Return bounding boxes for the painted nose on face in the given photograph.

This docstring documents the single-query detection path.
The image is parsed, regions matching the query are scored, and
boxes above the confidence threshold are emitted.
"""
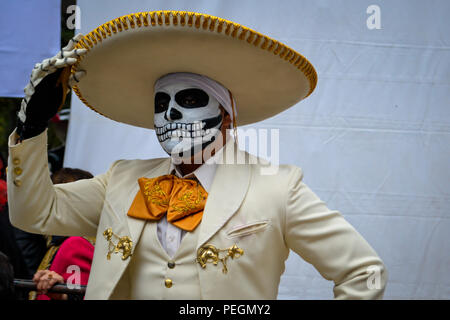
[164,107,183,121]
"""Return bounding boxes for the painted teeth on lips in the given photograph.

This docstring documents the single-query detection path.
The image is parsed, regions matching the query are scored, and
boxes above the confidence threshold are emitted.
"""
[156,125,209,142]
[156,121,204,136]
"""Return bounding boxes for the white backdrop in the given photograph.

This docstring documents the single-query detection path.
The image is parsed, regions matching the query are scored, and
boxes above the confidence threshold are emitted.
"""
[0,0,60,97]
[64,0,450,299]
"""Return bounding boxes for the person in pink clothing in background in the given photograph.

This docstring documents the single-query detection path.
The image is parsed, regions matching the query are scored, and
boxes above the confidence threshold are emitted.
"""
[34,236,95,300]
[0,154,7,213]
[32,168,95,300]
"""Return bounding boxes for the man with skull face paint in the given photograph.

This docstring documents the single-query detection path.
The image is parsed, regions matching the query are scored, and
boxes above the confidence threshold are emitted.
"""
[153,72,235,166]
[7,11,387,299]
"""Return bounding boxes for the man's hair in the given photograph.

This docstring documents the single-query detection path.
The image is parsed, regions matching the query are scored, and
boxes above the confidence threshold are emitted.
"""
[51,167,94,184]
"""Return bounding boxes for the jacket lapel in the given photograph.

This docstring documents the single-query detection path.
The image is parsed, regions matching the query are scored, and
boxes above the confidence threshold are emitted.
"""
[196,143,251,250]
[126,158,171,248]
[91,158,171,300]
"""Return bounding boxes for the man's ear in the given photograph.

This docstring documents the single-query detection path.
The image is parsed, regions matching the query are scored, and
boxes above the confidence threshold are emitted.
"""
[219,106,232,129]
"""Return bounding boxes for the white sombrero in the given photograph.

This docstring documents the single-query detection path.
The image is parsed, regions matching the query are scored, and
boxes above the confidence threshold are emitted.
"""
[71,11,317,129]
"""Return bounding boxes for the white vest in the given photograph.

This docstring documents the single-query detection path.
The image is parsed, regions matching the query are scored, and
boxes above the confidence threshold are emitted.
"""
[110,221,202,299]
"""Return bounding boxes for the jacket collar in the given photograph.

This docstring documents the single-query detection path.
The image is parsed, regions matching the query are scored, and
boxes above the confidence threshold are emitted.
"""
[196,142,251,249]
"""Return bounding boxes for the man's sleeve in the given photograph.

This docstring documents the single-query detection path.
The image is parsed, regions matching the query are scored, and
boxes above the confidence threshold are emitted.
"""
[7,129,116,237]
[284,167,388,299]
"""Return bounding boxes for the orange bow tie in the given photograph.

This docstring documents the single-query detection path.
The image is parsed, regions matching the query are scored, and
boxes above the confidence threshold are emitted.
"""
[127,175,208,231]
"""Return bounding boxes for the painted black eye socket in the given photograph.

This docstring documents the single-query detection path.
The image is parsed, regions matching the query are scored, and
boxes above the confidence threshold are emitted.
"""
[154,92,170,113]
[175,88,209,108]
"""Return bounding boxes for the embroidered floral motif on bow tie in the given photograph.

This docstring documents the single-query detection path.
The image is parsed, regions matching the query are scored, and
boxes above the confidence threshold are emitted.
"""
[127,174,208,232]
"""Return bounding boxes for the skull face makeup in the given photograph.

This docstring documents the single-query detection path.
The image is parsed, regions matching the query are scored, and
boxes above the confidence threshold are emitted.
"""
[154,81,224,158]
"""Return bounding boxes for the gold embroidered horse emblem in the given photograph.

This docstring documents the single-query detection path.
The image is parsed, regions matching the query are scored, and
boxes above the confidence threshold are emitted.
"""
[103,228,133,260]
[196,244,244,274]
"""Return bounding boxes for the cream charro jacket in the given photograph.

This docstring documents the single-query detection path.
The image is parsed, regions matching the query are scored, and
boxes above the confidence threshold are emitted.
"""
[7,130,387,299]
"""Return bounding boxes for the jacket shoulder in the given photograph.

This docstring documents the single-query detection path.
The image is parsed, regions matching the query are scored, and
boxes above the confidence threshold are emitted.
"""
[249,158,304,183]
[108,157,169,174]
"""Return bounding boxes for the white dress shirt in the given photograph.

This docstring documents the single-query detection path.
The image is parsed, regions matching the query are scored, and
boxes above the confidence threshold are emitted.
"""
[156,158,218,258]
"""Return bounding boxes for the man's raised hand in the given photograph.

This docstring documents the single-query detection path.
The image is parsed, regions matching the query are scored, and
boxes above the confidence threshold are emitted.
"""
[17,33,87,141]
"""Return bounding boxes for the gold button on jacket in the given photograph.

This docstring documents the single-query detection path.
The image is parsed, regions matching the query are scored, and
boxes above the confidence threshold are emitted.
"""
[164,279,173,288]
[14,167,23,176]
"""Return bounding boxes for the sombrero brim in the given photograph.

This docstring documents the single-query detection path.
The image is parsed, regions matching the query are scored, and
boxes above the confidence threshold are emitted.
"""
[72,11,317,129]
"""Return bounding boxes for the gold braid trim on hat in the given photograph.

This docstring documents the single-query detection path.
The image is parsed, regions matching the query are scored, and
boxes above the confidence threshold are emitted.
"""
[71,11,317,120]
